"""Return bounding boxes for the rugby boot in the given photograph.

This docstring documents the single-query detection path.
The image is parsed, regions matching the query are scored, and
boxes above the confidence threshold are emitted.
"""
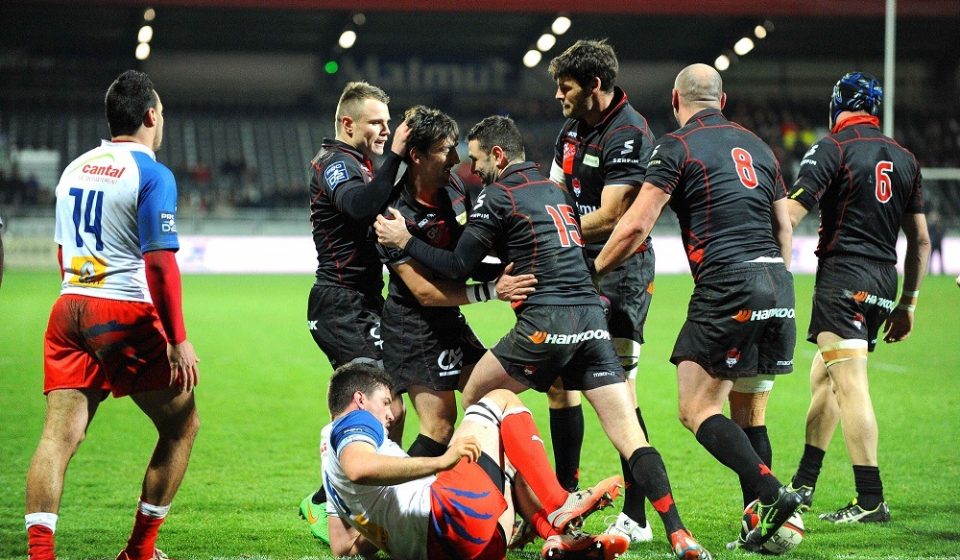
[819,499,890,523]
[741,486,803,551]
[547,476,622,533]
[669,529,713,560]
[299,493,330,543]
[541,532,629,559]
[116,548,168,560]
[603,511,653,544]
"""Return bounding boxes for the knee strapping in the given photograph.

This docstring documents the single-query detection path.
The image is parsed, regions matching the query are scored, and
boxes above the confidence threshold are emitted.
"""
[732,374,775,394]
[463,397,505,429]
[820,339,868,367]
[614,337,641,378]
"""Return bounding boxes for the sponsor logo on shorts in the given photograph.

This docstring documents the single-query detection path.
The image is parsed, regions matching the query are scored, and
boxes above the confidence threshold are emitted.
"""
[776,360,793,366]
[308,320,318,330]
[592,371,618,379]
[725,348,741,368]
[324,161,348,190]
[528,329,611,345]
[845,290,895,311]
[732,307,795,322]
[437,348,464,376]
[160,211,177,233]
[370,321,383,350]
[572,177,582,197]
[523,365,537,376]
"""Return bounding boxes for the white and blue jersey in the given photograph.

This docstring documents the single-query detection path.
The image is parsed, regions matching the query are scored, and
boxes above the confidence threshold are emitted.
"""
[54,140,179,302]
[323,410,433,560]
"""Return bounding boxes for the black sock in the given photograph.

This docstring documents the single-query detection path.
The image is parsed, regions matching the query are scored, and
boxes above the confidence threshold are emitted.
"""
[550,405,584,491]
[628,447,683,534]
[853,465,884,510]
[620,407,649,524]
[740,425,772,507]
[695,414,781,503]
[792,444,826,489]
[407,433,447,458]
[311,487,326,504]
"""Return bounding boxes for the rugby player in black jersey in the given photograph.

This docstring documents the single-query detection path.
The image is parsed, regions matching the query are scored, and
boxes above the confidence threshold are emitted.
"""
[785,72,930,524]
[300,81,410,542]
[376,115,712,560]
[375,105,535,459]
[546,40,657,543]
[596,64,802,553]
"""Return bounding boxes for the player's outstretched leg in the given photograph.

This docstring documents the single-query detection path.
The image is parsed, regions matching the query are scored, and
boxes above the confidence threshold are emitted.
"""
[585,383,711,559]
[118,388,199,560]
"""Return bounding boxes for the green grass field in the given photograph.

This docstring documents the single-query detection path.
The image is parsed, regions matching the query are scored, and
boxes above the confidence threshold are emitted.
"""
[1,271,958,559]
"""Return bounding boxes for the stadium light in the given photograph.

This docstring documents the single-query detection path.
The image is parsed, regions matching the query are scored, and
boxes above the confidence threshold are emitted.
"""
[714,54,730,71]
[754,25,767,39]
[523,49,542,68]
[733,37,755,56]
[338,30,357,49]
[352,13,366,26]
[551,16,571,35]
[135,42,151,61]
[537,33,557,52]
[324,60,340,74]
[138,25,154,44]
[143,8,155,22]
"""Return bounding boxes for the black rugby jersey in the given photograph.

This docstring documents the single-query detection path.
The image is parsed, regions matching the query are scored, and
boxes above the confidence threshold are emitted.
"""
[552,87,655,254]
[378,173,470,307]
[405,162,599,307]
[309,138,399,294]
[643,109,787,279]
[789,116,924,263]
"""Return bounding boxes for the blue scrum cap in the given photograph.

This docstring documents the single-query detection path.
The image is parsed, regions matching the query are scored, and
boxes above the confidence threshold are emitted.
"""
[830,72,883,126]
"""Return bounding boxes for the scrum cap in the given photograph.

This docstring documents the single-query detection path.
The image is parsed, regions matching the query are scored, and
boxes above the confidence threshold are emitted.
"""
[830,72,883,126]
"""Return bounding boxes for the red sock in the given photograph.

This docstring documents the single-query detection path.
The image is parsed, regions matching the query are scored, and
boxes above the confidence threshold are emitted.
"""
[501,409,567,512]
[530,509,560,538]
[123,511,165,560]
[27,525,55,560]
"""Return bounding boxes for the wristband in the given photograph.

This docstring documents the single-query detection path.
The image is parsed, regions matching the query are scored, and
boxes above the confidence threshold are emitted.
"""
[896,302,916,312]
[467,281,498,303]
[902,290,919,298]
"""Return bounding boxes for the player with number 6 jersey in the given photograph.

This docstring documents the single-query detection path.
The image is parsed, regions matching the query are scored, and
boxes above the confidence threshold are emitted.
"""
[786,72,929,525]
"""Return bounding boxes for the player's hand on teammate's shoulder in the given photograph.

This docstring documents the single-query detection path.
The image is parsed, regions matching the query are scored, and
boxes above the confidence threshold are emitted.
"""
[167,340,200,392]
[374,208,412,249]
[438,435,481,470]
[496,262,537,303]
[390,120,411,156]
[882,307,913,344]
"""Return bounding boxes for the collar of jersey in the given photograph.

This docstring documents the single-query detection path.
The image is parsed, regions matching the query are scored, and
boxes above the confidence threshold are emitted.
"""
[102,139,156,160]
[831,115,880,134]
[688,108,725,125]
[325,137,373,168]
[499,161,539,181]
[590,86,629,129]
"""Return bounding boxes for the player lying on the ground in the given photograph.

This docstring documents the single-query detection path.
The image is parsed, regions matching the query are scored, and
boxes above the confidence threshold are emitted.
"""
[323,361,628,560]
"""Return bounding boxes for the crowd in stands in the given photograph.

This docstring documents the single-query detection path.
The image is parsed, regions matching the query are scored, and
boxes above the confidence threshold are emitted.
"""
[2,103,958,224]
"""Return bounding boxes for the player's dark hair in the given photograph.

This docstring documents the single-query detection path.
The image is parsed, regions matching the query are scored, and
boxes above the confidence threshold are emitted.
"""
[105,70,158,137]
[467,115,525,161]
[335,81,390,133]
[327,361,394,418]
[403,105,459,164]
[548,39,618,92]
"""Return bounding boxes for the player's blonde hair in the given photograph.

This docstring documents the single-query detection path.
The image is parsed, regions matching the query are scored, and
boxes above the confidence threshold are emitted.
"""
[335,81,390,134]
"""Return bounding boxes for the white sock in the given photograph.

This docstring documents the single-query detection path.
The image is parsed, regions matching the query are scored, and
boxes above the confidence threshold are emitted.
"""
[25,512,58,533]
[138,500,170,519]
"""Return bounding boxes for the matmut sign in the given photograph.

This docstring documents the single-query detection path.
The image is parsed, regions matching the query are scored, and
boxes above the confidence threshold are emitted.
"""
[339,56,512,94]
